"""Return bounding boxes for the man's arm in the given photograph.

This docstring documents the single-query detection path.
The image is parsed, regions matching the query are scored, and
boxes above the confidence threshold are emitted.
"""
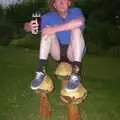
[42,17,85,35]
[55,17,85,32]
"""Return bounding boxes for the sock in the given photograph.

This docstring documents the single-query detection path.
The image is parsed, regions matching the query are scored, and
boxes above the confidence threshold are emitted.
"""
[37,59,47,73]
[72,61,81,74]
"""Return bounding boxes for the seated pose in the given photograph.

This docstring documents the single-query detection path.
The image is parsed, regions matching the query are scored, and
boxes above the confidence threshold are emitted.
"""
[24,0,85,91]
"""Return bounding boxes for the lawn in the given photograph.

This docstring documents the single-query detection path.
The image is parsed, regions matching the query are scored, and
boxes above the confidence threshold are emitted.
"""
[0,46,120,120]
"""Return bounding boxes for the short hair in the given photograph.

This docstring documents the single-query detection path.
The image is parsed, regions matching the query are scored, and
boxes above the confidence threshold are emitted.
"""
[48,0,77,11]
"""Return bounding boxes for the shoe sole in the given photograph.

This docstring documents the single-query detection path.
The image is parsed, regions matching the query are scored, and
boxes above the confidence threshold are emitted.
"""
[64,87,79,92]
[30,85,40,90]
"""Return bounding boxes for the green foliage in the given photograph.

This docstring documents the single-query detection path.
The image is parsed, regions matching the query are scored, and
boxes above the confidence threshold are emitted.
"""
[0,5,3,16]
[86,41,101,55]
[10,34,40,49]
[0,21,15,45]
[83,0,120,55]
[0,1,47,46]
[107,46,120,57]
[5,0,47,27]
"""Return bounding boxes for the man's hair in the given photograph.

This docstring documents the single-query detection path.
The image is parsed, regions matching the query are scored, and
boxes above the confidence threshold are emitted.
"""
[48,0,77,11]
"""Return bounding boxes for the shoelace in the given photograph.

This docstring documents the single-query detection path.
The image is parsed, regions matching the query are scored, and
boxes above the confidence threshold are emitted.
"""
[69,74,79,83]
[35,72,44,80]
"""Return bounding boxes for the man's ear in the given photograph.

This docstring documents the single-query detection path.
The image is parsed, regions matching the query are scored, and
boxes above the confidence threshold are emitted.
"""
[68,0,71,6]
[53,3,56,9]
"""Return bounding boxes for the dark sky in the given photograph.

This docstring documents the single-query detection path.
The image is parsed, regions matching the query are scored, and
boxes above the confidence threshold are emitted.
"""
[0,0,23,7]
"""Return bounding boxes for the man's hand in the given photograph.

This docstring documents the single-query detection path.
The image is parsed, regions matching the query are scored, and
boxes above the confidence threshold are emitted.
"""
[24,19,39,34]
[30,19,39,34]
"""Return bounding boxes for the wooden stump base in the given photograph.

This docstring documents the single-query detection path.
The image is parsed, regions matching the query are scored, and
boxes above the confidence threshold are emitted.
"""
[60,80,87,120]
[40,93,52,119]
[68,103,80,120]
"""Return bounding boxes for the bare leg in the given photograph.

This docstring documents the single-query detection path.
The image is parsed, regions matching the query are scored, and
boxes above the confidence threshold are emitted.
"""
[50,35,60,61]
[39,35,52,60]
[31,34,60,90]
[67,28,85,62]
[39,34,60,60]
[64,28,85,90]
[31,35,54,89]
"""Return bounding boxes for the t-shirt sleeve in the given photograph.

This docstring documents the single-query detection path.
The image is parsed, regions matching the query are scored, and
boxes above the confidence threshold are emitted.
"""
[41,15,49,29]
[71,7,84,19]
[70,7,85,31]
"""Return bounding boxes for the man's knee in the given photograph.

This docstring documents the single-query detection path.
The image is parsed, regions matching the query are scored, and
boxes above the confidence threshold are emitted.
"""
[51,55,60,61]
[41,34,56,41]
[71,27,84,42]
[71,27,82,33]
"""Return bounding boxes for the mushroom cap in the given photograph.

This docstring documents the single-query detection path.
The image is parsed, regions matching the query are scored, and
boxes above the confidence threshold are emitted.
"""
[60,82,87,104]
[37,75,54,93]
[55,62,72,76]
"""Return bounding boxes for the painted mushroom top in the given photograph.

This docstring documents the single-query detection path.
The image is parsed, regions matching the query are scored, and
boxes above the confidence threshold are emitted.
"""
[37,75,54,94]
[55,62,72,77]
[60,82,87,104]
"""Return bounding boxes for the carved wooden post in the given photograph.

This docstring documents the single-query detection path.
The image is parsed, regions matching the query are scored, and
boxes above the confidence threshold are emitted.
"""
[60,80,87,120]
[61,80,80,120]
[40,93,52,119]
[55,62,87,120]
[68,103,80,120]
[36,75,54,120]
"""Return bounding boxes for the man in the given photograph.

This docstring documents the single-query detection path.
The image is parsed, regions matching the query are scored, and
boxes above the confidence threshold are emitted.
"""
[24,0,85,91]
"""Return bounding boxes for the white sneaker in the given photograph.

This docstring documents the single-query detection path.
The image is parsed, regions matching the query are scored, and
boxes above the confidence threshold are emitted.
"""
[31,72,45,90]
[65,74,80,92]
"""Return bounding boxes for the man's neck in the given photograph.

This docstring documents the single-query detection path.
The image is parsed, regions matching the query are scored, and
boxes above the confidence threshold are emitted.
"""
[59,12,68,19]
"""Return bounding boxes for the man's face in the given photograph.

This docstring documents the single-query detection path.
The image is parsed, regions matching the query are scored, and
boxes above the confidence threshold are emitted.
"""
[53,0,70,13]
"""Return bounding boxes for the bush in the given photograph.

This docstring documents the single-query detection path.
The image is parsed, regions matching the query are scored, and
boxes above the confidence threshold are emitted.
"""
[0,21,15,45]
[10,34,40,49]
[86,41,101,55]
[107,46,120,57]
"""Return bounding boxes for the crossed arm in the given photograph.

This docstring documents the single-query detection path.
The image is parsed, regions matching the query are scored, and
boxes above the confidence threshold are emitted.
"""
[24,17,85,35]
[42,17,85,35]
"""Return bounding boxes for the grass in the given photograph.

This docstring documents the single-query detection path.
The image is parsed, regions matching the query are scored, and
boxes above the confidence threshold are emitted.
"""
[0,46,120,120]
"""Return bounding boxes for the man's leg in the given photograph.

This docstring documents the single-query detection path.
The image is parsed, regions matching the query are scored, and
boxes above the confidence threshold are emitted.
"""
[31,34,54,90]
[68,28,85,73]
[50,37,70,63]
[66,28,85,90]
[50,35,60,61]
